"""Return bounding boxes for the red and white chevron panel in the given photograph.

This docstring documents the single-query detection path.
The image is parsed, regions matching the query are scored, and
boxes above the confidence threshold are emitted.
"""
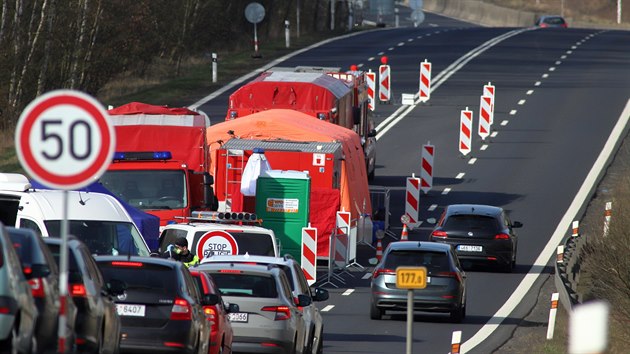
[483,82,495,124]
[419,60,432,102]
[421,143,434,194]
[379,64,391,102]
[459,108,473,156]
[334,211,351,268]
[478,95,492,140]
[405,176,421,227]
[366,70,376,111]
[301,226,318,286]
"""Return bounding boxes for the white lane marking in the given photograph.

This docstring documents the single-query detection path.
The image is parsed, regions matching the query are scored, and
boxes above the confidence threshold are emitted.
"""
[322,305,335,312]
[426,33,432,36]
[417,35,423,39]
[561,55,567,59]
[535,81,541,86]
[429,23,438,27]
[362,273,372,280]
[442,188,451,195]
[491,131,498,138]
[518,99,526,105]
[468,158,477,165]
[549,67,556,71]
[456,172,465,179]
[462,99,630,353]
[555,60,562,65]
[368,57,375,61]
[567,50,573,54]
[571,45,577,49]
[435,31,441,34]
[388,47,395,51]
[526,90,534,95]
[342,289,355,296]
[407,38,413,42]
[480,144,488,150]
[510,109,517,115]
[542,73,549,78]
[397,42,405,47]
[378,51,385,55]
[357,63,364,68]
[501,120,508,126]
[428,204,437,211]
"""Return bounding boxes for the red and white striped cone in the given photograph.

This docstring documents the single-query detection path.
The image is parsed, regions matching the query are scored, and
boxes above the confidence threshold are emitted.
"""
[401,223,409,241]
[376,239,383,262]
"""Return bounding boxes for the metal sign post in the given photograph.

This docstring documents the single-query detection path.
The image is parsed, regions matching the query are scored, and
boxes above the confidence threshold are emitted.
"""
[245,2,265,58]
[15,90,115,353]
[396,266,427,354]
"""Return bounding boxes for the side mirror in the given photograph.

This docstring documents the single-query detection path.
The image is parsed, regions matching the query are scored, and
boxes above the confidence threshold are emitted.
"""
[106,278,127,296]
[368,129,377,138]
[512,221,523,228]
[202,293,219,306]
[296,294,312,307]
[227,303,239,313]
[312,287,329,302]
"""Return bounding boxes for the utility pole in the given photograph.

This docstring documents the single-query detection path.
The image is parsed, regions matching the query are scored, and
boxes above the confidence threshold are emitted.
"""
[618,0,622,24]
[331,0,335,30]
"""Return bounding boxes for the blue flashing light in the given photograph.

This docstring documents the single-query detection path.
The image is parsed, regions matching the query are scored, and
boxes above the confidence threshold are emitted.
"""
[113,152,126,160]
[167,220,176,225]
[153,151,172,160]
[113,151,173,161]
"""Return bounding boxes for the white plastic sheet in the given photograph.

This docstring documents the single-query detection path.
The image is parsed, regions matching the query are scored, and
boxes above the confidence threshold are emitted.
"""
[240,150,272,196]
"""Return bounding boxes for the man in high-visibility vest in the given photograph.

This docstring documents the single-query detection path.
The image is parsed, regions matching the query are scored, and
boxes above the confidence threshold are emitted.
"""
[164,236,199,268]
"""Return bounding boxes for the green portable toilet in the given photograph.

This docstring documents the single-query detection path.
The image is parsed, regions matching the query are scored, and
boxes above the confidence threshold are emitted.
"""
[255,170,310,261]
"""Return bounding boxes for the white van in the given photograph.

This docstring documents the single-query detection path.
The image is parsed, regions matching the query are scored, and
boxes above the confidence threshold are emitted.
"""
[0,173,151,256]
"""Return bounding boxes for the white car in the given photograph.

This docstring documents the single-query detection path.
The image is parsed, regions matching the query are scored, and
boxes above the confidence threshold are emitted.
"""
[199,254,329,354]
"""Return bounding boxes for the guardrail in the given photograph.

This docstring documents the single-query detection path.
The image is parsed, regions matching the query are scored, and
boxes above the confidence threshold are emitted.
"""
[554,227,587,310]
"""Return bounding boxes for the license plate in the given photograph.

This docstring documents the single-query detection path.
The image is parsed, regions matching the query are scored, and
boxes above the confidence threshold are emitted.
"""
[228,312,248,322]
[116,304,146,317]
[457,245,483,252]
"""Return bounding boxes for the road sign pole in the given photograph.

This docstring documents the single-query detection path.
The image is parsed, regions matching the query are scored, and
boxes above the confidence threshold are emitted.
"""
[58,190,69,353]
[406,289,413,354]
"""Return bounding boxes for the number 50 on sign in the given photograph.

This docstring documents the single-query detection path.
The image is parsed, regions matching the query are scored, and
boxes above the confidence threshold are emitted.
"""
[396,266,427,289]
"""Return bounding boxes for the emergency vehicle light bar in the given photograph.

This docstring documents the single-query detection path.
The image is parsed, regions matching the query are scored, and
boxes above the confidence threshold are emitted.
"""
[192,211,258,222]
[113,151,172,161]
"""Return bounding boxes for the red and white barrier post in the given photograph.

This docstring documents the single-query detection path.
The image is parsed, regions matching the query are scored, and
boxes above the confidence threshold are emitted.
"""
[478,95,492,141]
[572,220,579,237]
[603,201,612,237]
[419,59,432,102]
[483,82,495,124]
[301,224,318,286]
[379,56,391,103]
[459,107,473,157]
[556,245,564,263]
[547,292,560,339]
[334,211,351,268]
[451,330,462,354]
[366,69,376,111]
[405,174,421,229]
[420,143,434,194]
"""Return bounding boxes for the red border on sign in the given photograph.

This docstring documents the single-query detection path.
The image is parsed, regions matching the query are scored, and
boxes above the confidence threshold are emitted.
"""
[196,230,239,259]
[18,94,113,187]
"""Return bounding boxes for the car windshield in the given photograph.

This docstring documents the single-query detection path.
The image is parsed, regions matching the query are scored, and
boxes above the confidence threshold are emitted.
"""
[545,17,565,25]
[100,170,187,210]
[384,250,449,272]
[443,214,499,231]
[45,220,150,256]
[211,273,278,298]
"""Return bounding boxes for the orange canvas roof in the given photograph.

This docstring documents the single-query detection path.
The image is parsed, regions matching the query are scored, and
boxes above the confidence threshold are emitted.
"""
[206,109,372,219]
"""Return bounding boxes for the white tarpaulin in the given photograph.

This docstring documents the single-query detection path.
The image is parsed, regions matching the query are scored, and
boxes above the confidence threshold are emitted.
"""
[240,149,272,196]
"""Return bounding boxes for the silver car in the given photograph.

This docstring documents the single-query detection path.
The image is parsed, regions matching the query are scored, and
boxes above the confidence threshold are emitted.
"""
[370,241,467,323]
[196,262,310,354]
[199,254,329,354]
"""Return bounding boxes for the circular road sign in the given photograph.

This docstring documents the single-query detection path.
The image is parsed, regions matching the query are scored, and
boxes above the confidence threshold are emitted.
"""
[196,230,239,259]
[15,90,115,190]
[245,2,265,24]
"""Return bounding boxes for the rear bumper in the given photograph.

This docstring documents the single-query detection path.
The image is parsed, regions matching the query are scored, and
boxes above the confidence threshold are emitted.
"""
[232,335,294,354]
[373,295,458,312]
[119,322,199,353]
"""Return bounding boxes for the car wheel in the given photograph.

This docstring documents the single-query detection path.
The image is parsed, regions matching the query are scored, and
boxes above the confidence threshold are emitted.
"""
[370,301,383,320]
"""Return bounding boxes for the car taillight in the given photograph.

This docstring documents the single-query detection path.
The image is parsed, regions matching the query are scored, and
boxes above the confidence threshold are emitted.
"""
[494,233,510,240]
[261,305,291,320]
[0,307,10,314]
[29,278,45,298]
[203,306,218,332]
[70,284,87,297]
[373,268,395,278]
[111,261,143,267]
[431,230,448,238]
[170,298,192,320]
[436,271,462,283]
[218,269,242,274]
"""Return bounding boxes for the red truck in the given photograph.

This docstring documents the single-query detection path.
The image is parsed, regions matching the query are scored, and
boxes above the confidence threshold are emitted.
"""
[226,66,377,179]
[100,102,216,227]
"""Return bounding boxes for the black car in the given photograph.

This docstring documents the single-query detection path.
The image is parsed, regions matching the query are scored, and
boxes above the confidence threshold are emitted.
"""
[43,237,122,354]
[7,227,77,353]
[95,256,212,354]
[535,15,568,28]
[430,204,523,272]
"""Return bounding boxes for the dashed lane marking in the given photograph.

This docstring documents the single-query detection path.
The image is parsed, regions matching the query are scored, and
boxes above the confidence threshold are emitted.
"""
[518,99,526,105]
[535,81,541,86]
[501,120,508,126]
[378,51,385,55]
[368,57,375,61]
[397,42,405,46]
[388,47,394,51]
[342,289,355,296]
[542,73,549,78]
[491,131,498,138]
[456,172,465,179]
[561,55,567,59]
[442,188,451,195]
[510,110,517,115]
[357,63,364,68]
[567,50,573,54]
[526,90,534,95]
[555,61,562,65]
[322,305,335,312]
[549,67,556,71]
[362,273,372,280]
[428,204,437,211]
[481,144,488,150]
[468,158,477,165]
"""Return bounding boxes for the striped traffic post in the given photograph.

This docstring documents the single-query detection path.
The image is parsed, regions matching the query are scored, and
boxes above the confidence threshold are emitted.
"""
[334,211,351,269]
[366,70,376,111]
[459,107,473,157]
[478,95,492,140]
[420,143,434,194]
[301,225,318,286]
[451,330,462,354]
[405,175,421,228]
[483,82,495,124]
[419,59,432,102]
[603,201,611,237]
[556,245,564,263]
[572,220,579,237]
[379,56,391,103]
[547,293,559,339]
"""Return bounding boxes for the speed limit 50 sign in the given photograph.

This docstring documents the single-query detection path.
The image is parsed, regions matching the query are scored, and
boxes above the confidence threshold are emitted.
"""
[15,90,115,190]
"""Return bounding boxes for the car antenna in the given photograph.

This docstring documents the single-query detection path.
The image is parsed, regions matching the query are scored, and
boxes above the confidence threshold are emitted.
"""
[79,191,86,205]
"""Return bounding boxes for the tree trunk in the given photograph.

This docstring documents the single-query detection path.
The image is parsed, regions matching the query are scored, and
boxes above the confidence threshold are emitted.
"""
[79,0,102,88]
[70,0,89,89]
[37,0,56,96]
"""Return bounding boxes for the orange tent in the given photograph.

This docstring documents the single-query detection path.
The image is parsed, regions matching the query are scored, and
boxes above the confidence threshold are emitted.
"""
[206,109,372,221]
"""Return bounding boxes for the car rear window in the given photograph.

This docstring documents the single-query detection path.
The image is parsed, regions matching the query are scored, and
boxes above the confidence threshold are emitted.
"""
[46,243,83,283]
[443,214,499,231]
[211,272,277,298]
[8,232,47,266]
[384,250,449,272]
[545,17,565,25]
[98,262,177,297]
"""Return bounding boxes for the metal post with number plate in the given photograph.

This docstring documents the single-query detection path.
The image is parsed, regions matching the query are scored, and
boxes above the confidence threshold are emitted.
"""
[396,266,427,354]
